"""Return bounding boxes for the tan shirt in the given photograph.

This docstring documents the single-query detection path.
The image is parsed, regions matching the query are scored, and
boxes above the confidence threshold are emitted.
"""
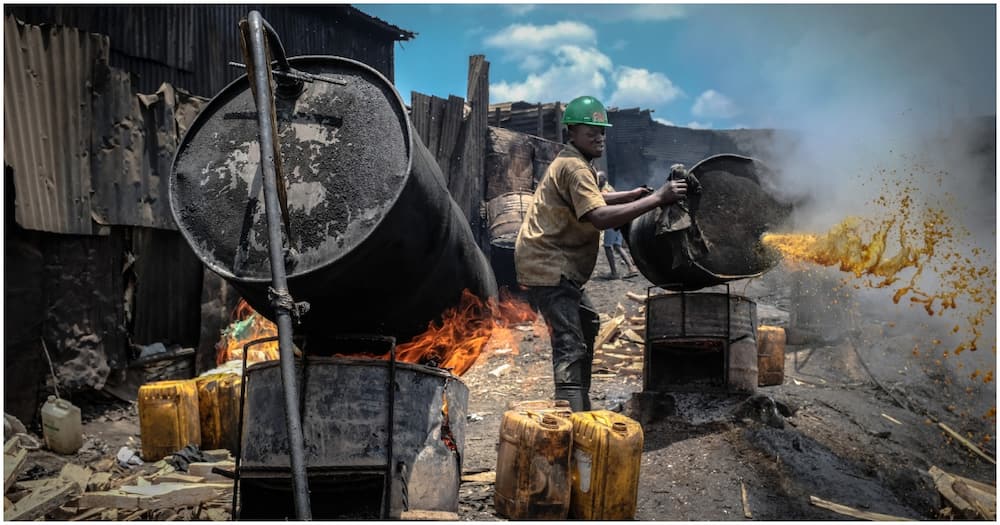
[515,144,606,286]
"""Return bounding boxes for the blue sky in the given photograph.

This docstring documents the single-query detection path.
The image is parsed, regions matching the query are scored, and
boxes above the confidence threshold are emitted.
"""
[359,3,996,130]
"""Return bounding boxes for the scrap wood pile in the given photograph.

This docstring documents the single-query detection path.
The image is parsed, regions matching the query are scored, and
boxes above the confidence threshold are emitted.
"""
[591,291,649,378]
[3,436,235,521]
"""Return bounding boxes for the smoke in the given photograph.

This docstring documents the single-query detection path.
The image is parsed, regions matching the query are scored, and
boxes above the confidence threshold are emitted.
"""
[681,6,997,409]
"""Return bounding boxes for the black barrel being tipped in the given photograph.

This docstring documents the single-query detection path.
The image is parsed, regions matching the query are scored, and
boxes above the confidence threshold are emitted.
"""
[625,154,793,290]
[170,55,497,348]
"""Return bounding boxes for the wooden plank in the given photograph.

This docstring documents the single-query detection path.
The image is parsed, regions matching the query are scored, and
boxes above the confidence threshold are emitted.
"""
[400,509,459,520]
[70,506,105,521]
[740,480,752,519]
[461,471,496,484]
[59,463,93,492]
[4,481,77,521]
[809,495,914,521]
[410,91,432,149]
[625,291,646,304]
[953,480,996,520]
[152,473,205,484]
[938,422,996,465]
[187,461,235,482]
[437,95,465,178]
[930,465,996,519]
[87,472,112,492]
[78,483,230,511]
[450,54,489,248]
[595,315,626,350]
[3,447,27,493]
[427,95,446,158]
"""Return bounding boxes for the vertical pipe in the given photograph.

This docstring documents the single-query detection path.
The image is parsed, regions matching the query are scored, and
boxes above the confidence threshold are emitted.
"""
[245,10,312,520]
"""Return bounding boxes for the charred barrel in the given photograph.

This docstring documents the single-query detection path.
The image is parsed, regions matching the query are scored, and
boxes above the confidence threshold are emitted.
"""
[625,154,792,290]
[170,56,497,345]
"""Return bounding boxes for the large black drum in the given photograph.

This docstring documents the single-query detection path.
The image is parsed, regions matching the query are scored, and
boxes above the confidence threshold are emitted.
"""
[170,56,497,345]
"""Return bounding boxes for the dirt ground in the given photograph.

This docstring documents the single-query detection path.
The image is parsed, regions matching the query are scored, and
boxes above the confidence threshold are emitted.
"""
[9,252,996,521]
[457,253,997,521]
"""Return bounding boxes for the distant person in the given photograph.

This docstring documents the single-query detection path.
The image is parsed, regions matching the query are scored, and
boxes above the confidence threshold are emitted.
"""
[597,170,638,280]
[515,95,687,412]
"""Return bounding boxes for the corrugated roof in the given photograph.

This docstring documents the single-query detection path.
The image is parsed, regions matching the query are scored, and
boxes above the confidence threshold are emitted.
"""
[5,5,412,96]
[3,14,108,234]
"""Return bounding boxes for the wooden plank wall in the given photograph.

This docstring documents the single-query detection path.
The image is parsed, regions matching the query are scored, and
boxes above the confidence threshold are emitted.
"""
[410,54,491,250]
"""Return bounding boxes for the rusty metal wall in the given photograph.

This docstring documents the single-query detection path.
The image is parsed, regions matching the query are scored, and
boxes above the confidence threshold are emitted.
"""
[129,227,204,347]
[5,14,209,234]
[3,15,109,235]
[90,78,207,230]
[5,5,409,97]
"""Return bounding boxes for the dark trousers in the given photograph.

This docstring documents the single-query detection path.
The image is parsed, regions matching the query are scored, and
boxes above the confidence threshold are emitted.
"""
[526,277,601,412]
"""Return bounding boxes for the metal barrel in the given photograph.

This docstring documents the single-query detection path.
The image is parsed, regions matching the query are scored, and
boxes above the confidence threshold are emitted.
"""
[170,55,497,346]
[625,154,792,291]
[485,192,533,289]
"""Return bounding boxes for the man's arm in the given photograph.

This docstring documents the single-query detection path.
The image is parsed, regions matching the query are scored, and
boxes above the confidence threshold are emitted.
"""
[602,188,646,205]
[584,180,687,230]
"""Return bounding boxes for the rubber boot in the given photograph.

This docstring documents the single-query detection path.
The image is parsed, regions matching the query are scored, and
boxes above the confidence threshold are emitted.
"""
[554,361,590,412]
[604,246,619,279]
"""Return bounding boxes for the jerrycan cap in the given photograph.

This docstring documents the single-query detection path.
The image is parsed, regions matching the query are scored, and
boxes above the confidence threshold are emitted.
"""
[540,415,560,429]
[47,395,57,403]
[612,421,628,434]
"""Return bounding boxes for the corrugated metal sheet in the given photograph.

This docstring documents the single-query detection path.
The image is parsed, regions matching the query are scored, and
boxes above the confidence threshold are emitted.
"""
[6,5,410,97]
[130,227,203,347]
[3,15,109,234]
[90,79,207,230]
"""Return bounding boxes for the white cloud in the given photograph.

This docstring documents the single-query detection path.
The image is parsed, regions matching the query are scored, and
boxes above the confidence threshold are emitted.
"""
[581,4,687,22]
[608,67,683,108]
[611,39,628,51]
[691,89,741,119]
[685,121,712,129]
[484,21,596,54]
[490,45,612,103]
[654,117,675,126]
[620,5,686,21]
[504,4,537,16]
[519,54,546,72]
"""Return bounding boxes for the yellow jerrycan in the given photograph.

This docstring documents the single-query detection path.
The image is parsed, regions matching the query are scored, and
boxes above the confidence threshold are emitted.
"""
[569,410,644,520]
[195,373,242,452]
[137,379,201,461]
[495,409,574,519]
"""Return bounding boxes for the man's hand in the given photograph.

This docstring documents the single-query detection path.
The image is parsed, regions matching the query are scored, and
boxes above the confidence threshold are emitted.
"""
[652,179,687,205]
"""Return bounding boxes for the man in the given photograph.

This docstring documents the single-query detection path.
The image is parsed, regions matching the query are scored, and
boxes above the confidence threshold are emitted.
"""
[515,95,687,411]
[597,170,638,280]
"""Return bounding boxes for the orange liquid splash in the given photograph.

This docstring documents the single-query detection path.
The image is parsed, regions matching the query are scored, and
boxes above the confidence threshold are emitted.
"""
[761,177,995,363]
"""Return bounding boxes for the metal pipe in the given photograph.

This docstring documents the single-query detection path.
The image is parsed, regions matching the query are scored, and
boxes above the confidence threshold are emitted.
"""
[245,10,312,520]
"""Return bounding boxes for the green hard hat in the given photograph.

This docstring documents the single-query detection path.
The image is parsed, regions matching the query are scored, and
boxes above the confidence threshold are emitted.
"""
[561,96,613,127]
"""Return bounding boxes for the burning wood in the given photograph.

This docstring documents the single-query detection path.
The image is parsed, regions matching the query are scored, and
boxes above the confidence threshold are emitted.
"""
[214,300,279,365]
[218,290,536,377]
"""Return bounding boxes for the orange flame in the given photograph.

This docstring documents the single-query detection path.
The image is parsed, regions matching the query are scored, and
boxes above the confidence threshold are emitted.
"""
[217,291,537,376]
[334,289,537,376]
[215,299,280,365]
[390,289,536,376]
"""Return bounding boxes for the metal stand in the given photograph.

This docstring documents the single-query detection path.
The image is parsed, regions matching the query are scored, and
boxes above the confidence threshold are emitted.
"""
[238,10,311,520]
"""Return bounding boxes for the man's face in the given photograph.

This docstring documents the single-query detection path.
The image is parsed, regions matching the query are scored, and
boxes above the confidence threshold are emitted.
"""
[568,125,606,159]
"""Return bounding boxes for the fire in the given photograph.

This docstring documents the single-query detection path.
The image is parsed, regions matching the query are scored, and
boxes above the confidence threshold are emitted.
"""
[334,288,536,376]
[389,289,537,376]
[215,290,540,376]
[761,177,995,360]
[215,299,280,365]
